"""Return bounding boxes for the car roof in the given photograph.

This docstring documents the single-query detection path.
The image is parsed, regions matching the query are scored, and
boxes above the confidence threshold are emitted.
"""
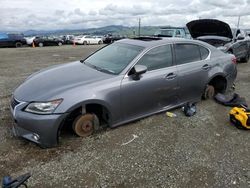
[117,37,198,48]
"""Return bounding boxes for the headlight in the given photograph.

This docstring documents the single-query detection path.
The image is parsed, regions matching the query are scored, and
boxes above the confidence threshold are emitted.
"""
[25,99,63,114]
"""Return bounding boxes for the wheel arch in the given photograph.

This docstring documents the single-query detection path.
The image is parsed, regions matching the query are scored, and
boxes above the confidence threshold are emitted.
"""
[57,100,112,143]
[206,73,228,93]
[14,40,23,47]
[62,99,112,125]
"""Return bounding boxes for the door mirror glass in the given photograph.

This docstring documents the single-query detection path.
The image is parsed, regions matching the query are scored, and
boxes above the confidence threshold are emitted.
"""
[134,65,147,75]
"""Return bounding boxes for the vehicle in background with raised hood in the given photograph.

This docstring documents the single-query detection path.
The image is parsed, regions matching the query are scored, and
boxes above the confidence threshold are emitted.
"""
[187,19,250,62]
[10,37,237,148]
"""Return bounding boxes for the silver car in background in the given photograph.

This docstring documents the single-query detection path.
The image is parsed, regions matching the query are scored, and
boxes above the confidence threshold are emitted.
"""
[10,37,237,148]
[187,19,250,62]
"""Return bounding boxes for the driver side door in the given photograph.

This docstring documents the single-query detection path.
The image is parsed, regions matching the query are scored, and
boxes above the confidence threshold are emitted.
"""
[120,44,179,121]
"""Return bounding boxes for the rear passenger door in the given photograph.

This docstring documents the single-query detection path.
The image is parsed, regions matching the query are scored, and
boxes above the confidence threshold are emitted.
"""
[174,43,210,103]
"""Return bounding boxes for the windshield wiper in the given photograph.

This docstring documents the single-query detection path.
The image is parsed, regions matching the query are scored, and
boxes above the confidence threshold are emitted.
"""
[84,61,115,74]
[97,67,115,74]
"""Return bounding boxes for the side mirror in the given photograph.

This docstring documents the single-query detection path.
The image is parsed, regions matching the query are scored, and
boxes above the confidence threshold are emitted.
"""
[130,65,147,80]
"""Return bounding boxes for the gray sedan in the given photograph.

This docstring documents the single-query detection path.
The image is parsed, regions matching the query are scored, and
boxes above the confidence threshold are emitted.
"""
[10,37,237,148]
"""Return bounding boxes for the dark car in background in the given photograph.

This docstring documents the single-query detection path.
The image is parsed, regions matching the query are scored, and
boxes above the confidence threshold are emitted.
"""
[11,37,237,148]
[0,33,27,48]
[187,19,250,62]
[33,36,63,47]
[102,34,125,44]
[62,35,75,44]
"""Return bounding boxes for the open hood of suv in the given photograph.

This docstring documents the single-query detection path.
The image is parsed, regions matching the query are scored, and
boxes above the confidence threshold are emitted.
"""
[186,19,233,39]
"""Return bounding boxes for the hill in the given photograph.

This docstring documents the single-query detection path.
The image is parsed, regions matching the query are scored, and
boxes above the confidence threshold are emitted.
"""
[20,25,161,36]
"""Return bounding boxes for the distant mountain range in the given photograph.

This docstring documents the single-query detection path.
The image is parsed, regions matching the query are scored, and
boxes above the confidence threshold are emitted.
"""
[1,25,163,36]
[2,25,250,37]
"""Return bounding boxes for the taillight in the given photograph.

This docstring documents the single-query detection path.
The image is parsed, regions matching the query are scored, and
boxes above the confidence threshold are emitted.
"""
[231,56,237,64]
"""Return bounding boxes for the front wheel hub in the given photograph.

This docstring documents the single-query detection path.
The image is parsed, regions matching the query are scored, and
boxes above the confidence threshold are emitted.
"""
[72,114,99,137]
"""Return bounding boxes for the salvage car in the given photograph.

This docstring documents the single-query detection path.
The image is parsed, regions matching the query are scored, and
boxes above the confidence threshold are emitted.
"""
[0,33,26,48]
[10,37,237,148]
[187,19,250,62]
[33,36,63,47]
[73,35,103,45]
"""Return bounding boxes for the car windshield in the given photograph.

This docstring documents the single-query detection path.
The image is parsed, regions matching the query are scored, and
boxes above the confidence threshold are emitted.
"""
[84,43,144,74]
[155,29,175,37]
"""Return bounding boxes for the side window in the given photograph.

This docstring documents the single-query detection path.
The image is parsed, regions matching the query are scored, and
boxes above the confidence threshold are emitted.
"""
[137,45,172,71]
[0,33,8,39]
[175,44,201,65]
[199,46,209,60]
[176,30,181,35]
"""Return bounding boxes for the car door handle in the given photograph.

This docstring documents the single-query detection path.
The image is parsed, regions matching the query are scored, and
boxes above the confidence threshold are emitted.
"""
[202,64,211,71]
[165,73,177,80]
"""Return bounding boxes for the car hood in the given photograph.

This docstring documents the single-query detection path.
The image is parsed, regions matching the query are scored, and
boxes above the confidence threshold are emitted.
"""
[196,36,231,47]
[14,61,113,101]
[186,19,233,39]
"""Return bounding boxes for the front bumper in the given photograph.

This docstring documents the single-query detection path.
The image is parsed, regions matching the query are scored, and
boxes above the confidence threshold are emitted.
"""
[10,98,68,148]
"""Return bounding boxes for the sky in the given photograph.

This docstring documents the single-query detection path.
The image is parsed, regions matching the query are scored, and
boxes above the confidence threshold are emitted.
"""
[1,0,250,31]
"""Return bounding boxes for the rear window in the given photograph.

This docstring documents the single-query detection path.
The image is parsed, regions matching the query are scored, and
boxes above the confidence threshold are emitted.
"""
[7,34,24,40]
[0,33,8,39]
[199,46,209,60]
[156,29,175,37]
[175,44,201,65]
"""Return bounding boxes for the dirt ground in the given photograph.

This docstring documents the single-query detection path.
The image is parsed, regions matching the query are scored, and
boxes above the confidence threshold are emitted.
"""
[0,45,249,188]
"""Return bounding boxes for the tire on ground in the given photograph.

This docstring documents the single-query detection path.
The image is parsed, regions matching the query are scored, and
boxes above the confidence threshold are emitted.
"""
[15,42,22,48]
[38,43,44,47]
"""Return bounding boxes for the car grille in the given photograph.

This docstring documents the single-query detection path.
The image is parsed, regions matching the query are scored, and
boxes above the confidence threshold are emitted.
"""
[11,97,20,109]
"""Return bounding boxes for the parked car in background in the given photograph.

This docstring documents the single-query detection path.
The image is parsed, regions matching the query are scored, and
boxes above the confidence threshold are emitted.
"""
[187,19,250,62]
[11,37,237,148]
[73,35,103,45]
[33,36,63,47]
[154,27,191,39]
[102,34,125,44]
[93,35,104,41]
[246,30,250,37]
[0,33,26,48]
[62,35,75,44]
[24,36,36,45]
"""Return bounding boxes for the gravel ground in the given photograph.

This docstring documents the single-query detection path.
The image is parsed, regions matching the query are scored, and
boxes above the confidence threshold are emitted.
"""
[0,45,249,188]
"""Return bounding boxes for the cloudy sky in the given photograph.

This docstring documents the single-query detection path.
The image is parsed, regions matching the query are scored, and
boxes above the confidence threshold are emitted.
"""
[1,0,250,31]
